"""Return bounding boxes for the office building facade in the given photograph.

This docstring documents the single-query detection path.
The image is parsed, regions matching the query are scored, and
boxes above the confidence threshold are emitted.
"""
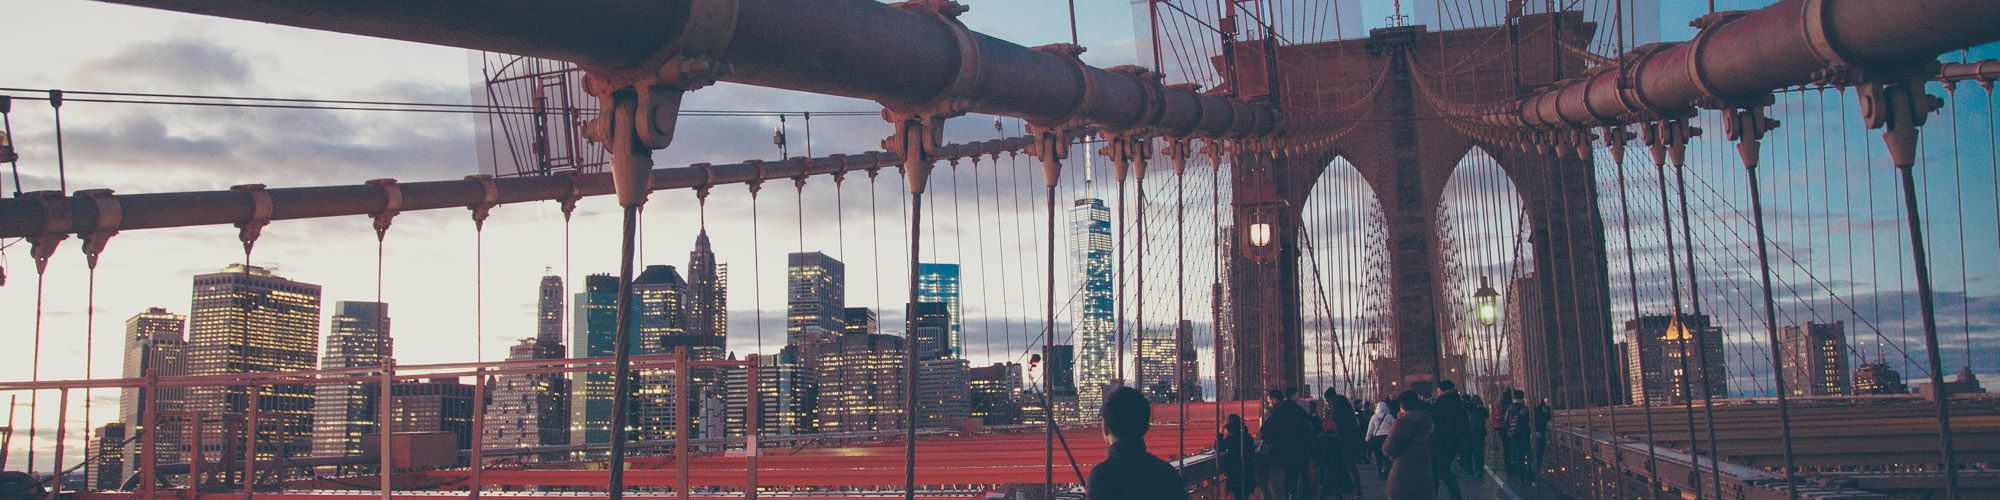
[119,307,188,473]
[1624,314,1728,405]
[915,263,962,358]
[787,252,845,368]
[312,301,391,461]
[569,274,621,447]
[814,332,906,433]
[1781,321,1851,397]
[186,264,322,458]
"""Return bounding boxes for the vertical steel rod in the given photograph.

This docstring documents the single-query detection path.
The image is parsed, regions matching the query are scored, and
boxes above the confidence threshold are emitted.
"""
[1745,164,1800,499]
[607,203,641,500]
[905,192,925,500]
[1896,163,1959,498]
[469,368,486,499]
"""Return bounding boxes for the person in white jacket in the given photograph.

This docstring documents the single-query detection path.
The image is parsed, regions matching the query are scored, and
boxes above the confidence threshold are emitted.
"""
[1366,400,1398,479]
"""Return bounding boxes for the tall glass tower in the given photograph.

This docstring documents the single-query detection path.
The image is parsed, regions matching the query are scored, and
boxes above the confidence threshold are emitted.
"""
[311,301,391,462]
[569,274,621,448]
[1069,198,1113,418]
[915,263,961,358]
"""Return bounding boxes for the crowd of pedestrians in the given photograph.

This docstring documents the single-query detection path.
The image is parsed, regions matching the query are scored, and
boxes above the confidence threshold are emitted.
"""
[1084,380,1553,499]
[1201,381,1554,499]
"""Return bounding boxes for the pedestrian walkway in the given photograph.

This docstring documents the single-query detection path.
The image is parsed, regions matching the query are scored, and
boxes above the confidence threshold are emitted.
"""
[1314,467,1570,499]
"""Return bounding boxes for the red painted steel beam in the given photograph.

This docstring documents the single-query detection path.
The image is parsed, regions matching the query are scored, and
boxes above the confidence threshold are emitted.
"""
[1495,0,2000,128]
[90,0,1277,138]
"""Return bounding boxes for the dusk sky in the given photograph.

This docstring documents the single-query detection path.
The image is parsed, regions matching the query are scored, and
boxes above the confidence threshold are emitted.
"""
[1,0,1997,470]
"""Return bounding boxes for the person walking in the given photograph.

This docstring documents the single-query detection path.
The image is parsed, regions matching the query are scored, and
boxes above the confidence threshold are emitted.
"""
[1491,391,1514,476]
[1428,380,1468,500]
[1531,398,1553,482]
[1315,389,1360,499]
[1217,414,1257,500]
[1366,400,1398,479]
[1505,390,1532,479]
[1382,390,1436,500]
[1462,394,1489,477]
[1084,387,1189,499]
[1258,389,1314,500]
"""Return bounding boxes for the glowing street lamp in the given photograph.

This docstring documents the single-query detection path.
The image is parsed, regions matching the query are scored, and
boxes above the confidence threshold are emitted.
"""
[1242,208,1280,263]
[1473,275,1500,326]
[1364,335,1384,360]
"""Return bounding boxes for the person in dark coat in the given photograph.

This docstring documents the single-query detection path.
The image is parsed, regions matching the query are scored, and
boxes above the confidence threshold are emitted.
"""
[1462,394,1489,477]
[1259,389,1314,500]
[1315,389,1360,498]
[1382,390,1436,500]
[1531,398,1554,481]
[1085,386,1189,500]
[1217,414,1257,500]
[1428,380,1468,500]
[1505,390,1533,479]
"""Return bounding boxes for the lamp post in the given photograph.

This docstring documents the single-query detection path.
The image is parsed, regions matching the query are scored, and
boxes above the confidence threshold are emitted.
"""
[1473,275,1500,327]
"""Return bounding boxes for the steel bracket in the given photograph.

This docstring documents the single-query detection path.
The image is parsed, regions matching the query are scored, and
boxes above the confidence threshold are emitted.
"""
[1857,80,1943,169]
[365,178,401,240]
[882,111,949,194]
[230,184,272,256]
[1163,137,1193,176]
[24,190,69,274]
[465,174,499,229]
[75,188,119,268]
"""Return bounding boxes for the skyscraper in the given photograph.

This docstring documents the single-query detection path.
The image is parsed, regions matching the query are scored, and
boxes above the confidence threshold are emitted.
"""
[1854,362,1908,394]
[88,423,125,491]
[1069,198,1113,418]
[909,301,951,361]
[732,346,816,435]
[1624,314,1727,404]
[842,307,878,336]
[814,331,906,433]
[119,307,187,474]
[484,338,570,455]
[312,301,392,462]
[1135,321,1199,402]
[485,275,571,456]
[631,265,708,442]
[570,274,620,447]
[969,362,1023,425]
[787,252,845,368]
[1041,344,1080,423]
[537,274,564,344]
[389,378,476,455]
[687,229,729,342]
[915,263,962,358]
[1781,321,1851,397]
[186,264,321,459]
[915,358,971,428]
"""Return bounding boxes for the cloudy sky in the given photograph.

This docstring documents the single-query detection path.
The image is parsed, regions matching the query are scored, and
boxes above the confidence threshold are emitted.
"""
[1,0,1997,472]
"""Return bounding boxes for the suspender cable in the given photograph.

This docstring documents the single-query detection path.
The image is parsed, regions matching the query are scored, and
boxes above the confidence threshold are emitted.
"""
[1675,138,1725,500]
[27,260,47,475]
[1209,142,1223,428]
[904,183,924,500]
[1173,141,1188,460]
[1649,120,1704,500]
[1607,126,1659,498]
[1944,85,1972,369]
[50,90,66,194]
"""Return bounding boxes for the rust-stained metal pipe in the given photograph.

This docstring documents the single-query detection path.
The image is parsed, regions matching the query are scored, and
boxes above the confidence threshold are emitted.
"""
[90,0,1279,137]
[0,137,1028,239]
[1499,0,2000,128]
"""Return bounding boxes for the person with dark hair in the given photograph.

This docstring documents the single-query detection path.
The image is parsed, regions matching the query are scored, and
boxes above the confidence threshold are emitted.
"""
[1504,390,1532,479]
[1531,398,1554,482]
[1085,386,1189,500]
[1428,380,1467,500]
[1259,388,1313,500]
[1217,414,1257,500]
[1462,394,1489,477]
[1366,399,1397,479]
[1382,390,1436,500]
[1315,388,1360,499]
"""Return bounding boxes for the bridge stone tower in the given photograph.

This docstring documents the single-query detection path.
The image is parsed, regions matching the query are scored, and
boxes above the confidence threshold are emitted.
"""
[1225,12,1617,407]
